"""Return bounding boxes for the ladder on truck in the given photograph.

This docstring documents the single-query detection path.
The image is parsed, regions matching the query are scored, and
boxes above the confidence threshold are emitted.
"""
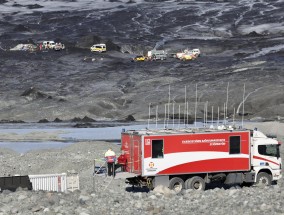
[92,158,115,192]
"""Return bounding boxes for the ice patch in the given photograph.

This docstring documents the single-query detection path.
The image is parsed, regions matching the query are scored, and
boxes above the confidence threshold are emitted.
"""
[245,44,284,59]
[0,0,144,20]
[238,23,284,35]
[232,68,248,73]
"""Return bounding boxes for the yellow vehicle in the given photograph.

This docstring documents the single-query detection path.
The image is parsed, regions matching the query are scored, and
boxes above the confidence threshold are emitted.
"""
[132,55,147,62]
[90,44,106,52]
[180,53,197,61]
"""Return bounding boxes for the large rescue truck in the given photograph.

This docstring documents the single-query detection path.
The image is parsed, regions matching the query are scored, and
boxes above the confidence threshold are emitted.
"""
[121,128,281,192]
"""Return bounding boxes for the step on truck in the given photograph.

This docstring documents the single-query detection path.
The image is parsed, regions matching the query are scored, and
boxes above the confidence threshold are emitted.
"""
[121,127,282,192]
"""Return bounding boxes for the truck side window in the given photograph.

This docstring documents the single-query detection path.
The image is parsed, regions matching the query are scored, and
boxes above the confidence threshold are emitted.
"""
[258,145,279,157]
[152,140,164,158]
[229,136,240,154]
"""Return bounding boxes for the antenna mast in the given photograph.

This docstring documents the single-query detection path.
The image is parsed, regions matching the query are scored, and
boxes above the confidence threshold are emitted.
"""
[211,106,214,128]
[225,82,229,124]
[242,83,245,128]
[167,85,170,128]
[148,103,151,129]
[184,85,186,127]
[164,104,167,129]
[217,106,219,127]
[172,101,175,128]
[178,105,181,129]
[194,84,197,127]
[156,105,158,128]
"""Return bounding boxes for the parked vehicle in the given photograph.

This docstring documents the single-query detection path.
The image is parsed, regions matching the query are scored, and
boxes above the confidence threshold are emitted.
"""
[54,43,65,51]
[42,41,56,49]
[10,44,37,52]
[122,127,282,193]
[132,55,147,62]
[147,50,167,61]
[91,44,106,52]
[175,48,201,61]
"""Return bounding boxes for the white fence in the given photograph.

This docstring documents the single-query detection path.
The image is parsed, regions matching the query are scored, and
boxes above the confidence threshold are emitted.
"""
[29,173,79,192]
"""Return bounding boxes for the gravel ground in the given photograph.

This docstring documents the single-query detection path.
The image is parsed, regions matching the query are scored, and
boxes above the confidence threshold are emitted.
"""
[0,122,283,214]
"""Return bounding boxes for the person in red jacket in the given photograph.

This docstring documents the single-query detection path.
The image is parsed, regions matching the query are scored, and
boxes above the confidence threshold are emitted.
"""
[116,150,127,172]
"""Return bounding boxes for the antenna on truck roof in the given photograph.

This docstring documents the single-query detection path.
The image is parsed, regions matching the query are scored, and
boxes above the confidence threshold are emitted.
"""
[225,82,229,125]
[194,84,198,127]
[148,103,151,129]
[242,83,246,128]
[184,85,186,128]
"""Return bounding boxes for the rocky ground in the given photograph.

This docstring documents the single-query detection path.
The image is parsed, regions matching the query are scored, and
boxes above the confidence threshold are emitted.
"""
[0,122,283,214]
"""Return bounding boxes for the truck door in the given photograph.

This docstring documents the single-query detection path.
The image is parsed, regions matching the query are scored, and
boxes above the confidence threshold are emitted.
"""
[253,143,281,170]
[129,135,141,174]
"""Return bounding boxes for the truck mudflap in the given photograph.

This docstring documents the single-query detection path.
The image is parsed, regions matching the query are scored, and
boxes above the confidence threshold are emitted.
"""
[272,170,282,181]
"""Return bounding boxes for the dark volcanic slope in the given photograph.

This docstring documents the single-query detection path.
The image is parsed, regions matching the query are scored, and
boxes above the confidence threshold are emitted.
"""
[0,0,283,121]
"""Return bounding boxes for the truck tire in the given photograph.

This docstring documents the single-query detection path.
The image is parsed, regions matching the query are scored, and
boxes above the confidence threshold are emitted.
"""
[169,177,184,193]
[255,172,272,186]
[185,176,205,191]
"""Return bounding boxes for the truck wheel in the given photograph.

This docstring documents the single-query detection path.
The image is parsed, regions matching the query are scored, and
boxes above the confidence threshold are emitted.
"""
[169,177,184,193]
[185,176,205,191]
[255,172,272,186]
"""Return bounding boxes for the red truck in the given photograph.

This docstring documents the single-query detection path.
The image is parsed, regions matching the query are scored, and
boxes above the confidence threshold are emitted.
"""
[121,128,282,192]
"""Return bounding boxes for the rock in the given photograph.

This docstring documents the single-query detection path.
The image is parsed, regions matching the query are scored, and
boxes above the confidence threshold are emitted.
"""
[31,205,43,212]
[228,189,238,196]
[20,87,48,100]
[38,118,49,123]
[18,194,27,200]
[10,208,19,214]
[73,122,93,128]
[153,185,175,197]
[81,116,96,122]
[125,115,135,122]
[53,118,63,122]
[27,4,43,9]
[79,195,90,202]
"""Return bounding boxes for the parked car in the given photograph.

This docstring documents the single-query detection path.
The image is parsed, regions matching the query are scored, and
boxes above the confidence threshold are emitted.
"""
[54,43,65,51]
[132,55,147,62]
[90,44,106,52]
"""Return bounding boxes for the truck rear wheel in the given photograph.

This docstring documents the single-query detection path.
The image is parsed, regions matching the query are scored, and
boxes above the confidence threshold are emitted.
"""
[185,176,205,191]
[169,177,184,193]
[255,172,272,186]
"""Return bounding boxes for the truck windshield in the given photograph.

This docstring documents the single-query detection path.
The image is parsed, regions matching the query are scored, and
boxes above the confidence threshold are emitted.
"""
[258,144,280,157]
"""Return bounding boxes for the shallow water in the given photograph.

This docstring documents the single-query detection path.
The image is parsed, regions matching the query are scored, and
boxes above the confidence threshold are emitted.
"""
[0,122,191,153]
[0,121,247,153]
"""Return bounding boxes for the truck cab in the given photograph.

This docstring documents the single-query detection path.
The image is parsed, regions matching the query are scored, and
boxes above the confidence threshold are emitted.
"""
[251,130,282,184]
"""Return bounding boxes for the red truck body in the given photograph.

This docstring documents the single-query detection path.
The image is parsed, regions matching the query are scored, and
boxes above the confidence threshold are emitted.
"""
[121,130,250,176]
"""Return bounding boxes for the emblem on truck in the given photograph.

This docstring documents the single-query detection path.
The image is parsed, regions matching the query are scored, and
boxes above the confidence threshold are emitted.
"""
[149,162,154,168]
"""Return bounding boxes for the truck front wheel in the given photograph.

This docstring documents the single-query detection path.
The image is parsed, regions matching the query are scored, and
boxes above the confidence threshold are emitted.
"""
[169,177,184,193]
[185,176,205,191]
[255,172,272,186]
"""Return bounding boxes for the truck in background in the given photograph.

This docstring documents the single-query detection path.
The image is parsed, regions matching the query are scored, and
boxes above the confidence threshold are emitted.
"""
[121,127,282,192]
[175,48,201,61]
[147,49,167,61]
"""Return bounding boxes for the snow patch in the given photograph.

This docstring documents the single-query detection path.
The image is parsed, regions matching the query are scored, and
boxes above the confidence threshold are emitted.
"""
[245,44,284,59]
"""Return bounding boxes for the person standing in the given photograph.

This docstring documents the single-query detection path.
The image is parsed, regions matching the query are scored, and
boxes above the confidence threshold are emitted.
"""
[116,150,127,172]
[104,148,116,177]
